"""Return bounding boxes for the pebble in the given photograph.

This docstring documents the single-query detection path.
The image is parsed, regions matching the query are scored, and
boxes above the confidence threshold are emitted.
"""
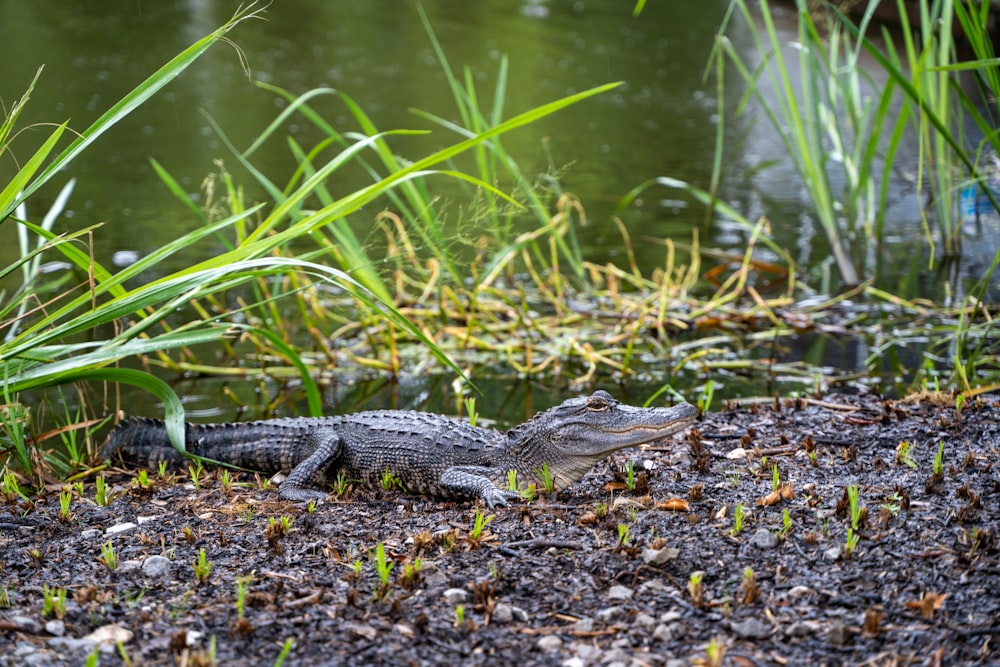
[142,555,172,578]
[572,617,594,633]
[48,636,98,658]
[562,658,585,667]
[827,620,852,645]
[786,620,821,637]
[653,622,683,642]
[788,585,815,597]
[536,635,562,652]
[81,528,102,539]
[641,546,679,565]
[118,559,142,574]
[44,619,65,636]
[492,602,514,624]
[607,585,634,602]
[442,588,468,605]
[749,529,778,549]
[84,624,133,646]
[596,606,623,622]
[726,447,748,459]
[571,642,602,663]
[730,617,772,639]
[9,615,40,634]
[635,612,657,629]
[105,522,137,537]
[824,546,842,561]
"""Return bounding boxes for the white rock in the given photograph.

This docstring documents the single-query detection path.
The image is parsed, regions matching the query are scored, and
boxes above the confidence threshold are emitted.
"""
[536,635,562,651]
[607,585,634,601]
[104,522,137,537]
[442,588,468,604]
[142,555,172,578]
[44,620,65,637]
[641,546,680,565]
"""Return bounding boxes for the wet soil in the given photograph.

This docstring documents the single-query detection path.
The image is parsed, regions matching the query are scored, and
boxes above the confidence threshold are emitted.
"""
[2,392,999,666]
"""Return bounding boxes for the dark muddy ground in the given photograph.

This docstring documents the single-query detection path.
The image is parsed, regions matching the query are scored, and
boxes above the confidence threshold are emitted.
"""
[2,392,999,666]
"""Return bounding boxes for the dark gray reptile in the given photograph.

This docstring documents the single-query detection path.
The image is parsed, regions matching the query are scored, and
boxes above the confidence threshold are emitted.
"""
[101,390,696,506]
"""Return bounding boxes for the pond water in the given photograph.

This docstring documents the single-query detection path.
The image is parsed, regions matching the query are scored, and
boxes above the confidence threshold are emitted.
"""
[0,1,991,413]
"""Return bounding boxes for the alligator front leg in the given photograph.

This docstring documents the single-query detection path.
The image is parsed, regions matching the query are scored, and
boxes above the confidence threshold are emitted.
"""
[440,466,521,507]
[279,431,343,502]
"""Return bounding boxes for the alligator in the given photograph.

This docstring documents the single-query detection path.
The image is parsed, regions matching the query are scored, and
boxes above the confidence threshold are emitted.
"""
[101,390,697,506]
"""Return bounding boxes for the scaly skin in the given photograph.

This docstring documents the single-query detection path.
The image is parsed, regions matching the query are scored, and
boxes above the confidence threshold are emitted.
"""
[102,391,697,506]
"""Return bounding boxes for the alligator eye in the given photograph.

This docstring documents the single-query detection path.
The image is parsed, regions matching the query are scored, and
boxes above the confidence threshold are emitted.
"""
[587,398,609,411]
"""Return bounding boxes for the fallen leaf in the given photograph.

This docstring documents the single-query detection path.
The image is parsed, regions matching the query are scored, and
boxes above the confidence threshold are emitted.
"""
[757,490,782,506]
[905,591,948,619]
[656,498,690,512]
[779,482,795,500]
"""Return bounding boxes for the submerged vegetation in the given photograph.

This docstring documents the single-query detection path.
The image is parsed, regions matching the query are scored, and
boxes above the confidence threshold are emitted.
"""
[1,0,999,481]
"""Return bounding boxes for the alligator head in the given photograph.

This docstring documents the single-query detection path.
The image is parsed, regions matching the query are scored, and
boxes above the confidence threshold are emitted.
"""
[505,390,697,491]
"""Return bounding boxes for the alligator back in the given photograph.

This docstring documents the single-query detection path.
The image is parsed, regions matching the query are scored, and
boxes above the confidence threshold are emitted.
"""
[101,416,340,474]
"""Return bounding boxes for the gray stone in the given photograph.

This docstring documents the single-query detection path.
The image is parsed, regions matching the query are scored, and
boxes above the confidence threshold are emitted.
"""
[730,617,772,639]
[44,619,65,636]
[635,612,657,629]
[786,620,821,637]
[641,546,680,565]
[749,529,778,549]
[824,546,842,561]
[536,635,562,651]
[492,602,514,624]
[659,611,683,623]
[80,528,102,539]
[652,623,683,642]
[118,559,142,574]
[827,620,851,645]
[510,605,529,622]
[596,606,624,622]
[142,555,172,578]
[10,616,41,634]
[105,522,137,537]
[47,636,98,657]
[607,585,634,602]
[442,588,468,604]
[572,617,594,633]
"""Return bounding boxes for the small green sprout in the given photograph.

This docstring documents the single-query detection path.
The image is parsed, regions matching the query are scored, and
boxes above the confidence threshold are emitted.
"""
[506,469,518,492]
[370,542,394,601]
[333,472,351,497]
[42,585,67,619]
[777,508,792,540]
[157,460,169,479]
[188,461,204,489]
[99,540,118,571]
[896,441,917,468]
[847,485,862,530]
[933,441,945,476]
[464,397,478,427]
[57,489,73,523]
[380,468,404,492]
[133,469,153,491]
[193,548,212,584]
[219,469,233,495]
[696,380,715,415]
[454,604,466,627]
[94,475,110,507]
[688,571,705,606]
[534,462,555,495]
[771,464,780,491]
[469,510,494,543]
[1,469,26,503]
[617,523,631,547]
[844,528,860,557]
[399,559,423,590]
[623,460,637,492]
[235,574,252,620]
[731,503,746,536]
